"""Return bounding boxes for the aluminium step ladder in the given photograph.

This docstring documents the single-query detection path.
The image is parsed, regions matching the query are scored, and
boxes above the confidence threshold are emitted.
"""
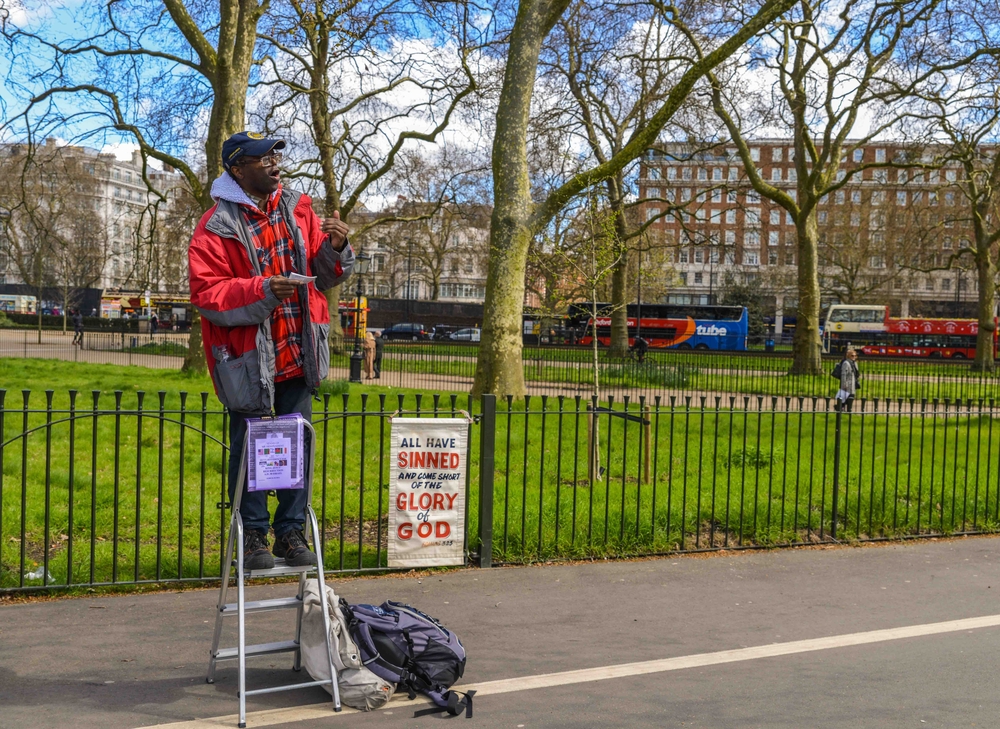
[206,418,341,728]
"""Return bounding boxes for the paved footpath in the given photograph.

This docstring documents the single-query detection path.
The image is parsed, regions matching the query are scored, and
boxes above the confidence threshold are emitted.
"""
[3,538,1000,728]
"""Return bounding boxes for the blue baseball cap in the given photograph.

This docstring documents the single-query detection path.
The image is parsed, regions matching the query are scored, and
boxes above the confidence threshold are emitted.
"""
[221,131,286,170]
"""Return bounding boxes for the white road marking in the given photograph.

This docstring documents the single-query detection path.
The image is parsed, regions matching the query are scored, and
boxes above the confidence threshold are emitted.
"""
[149,612,1000,728]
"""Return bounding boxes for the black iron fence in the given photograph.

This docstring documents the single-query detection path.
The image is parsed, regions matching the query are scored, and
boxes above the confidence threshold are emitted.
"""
[373,342,1000,405]
[1,389,998,593]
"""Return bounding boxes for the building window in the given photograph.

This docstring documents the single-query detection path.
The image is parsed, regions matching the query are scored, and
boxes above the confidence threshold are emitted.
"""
[818,211,828,223]
[875,148,886,162]
[873,169,887,183]
[678,249,689,263]
[694,272,703,284]
[788,168,797,181]
[682,167,692,180]
[746,189,760,203]
[871,190,885,204]
[853,149,864,163]
[694,248,705,263]
[711,188,722,203]
[666,167,676,180]
[896,191,907,205]
[942,237,953,250]
[681,188,691,201]
[679,272,687,285]
[727,190,737,203]
[898,170,908,183]
[646,207,660,222]
[728,168,738,181]
[768,251,778,265]
[941,278,952,291]
[744,251,760,266]
[725,210,736,224]
[769,230,779,246]
[744,231,760,247]
[649,167,661,180]
[698,168,708,181]
[745,208,761,226]
[769,209,780,225]
[709,248,720,264]
[710,209,723,224]
[787,250,796,264]
[835,190,845,204]
[851,212,861,226]
[771,168,782,181]
[946,169,957,182]
[724,249,736,264]
[772,147,783,161]
[925,278,934,291]
[870,255,886,269]
[851,190,862,204]
[712,168,722,181]
[945,191,955,206]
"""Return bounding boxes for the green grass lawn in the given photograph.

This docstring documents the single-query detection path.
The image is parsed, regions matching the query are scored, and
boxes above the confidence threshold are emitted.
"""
[1,359,998,591]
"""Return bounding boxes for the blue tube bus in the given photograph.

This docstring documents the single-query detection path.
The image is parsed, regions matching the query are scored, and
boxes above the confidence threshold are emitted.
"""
[578,303,749,351]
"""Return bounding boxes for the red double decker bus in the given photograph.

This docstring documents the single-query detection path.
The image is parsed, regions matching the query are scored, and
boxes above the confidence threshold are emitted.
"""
[859,316,996,359]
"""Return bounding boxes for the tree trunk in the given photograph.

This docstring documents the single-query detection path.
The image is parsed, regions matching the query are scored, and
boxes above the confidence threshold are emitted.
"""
[790,212,823,374]
[973,244,997,373]
[472,0,563,398]
[182,313,207,374]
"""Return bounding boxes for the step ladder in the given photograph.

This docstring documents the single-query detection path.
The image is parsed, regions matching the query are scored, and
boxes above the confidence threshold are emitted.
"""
[206,417,341,728]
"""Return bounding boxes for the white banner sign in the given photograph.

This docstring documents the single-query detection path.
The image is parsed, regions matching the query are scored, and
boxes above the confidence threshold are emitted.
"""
[388,418,467,567]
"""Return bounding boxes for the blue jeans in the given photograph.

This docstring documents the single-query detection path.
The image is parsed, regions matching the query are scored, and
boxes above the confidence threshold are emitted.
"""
[228,377,313,537]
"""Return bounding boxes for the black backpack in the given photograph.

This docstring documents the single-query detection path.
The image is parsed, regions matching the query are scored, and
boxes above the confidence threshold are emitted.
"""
[342,599,473,716]
[831,361,842,380]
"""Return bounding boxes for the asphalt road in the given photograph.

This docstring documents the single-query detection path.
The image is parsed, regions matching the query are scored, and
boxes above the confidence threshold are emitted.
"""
[2,537,999,728]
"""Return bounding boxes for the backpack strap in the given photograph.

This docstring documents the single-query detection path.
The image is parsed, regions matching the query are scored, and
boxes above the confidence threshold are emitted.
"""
[446,689,476,718]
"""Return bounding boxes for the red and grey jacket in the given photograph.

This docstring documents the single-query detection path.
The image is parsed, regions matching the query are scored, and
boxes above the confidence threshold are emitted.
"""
[188,174,354,413]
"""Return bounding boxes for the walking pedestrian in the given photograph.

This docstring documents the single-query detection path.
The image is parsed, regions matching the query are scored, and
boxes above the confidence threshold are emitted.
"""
[362,330,376,380]
[188,131,355,570]
[72,309,84,346]
[373,329,384,379]
[150,313,159,335]
[834,347,860,412]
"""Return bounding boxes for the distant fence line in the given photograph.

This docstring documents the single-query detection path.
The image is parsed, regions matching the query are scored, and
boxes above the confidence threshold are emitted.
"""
[0,328,998,404]
[1,390,999,593]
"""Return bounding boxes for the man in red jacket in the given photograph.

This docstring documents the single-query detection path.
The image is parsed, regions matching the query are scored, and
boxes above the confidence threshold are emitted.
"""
[189,131,354,570]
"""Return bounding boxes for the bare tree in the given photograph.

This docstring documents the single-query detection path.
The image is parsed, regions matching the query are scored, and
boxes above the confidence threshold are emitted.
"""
[701,0,945,374]
[540,5,695,356]
[2,0,275,372]
[0,143,110,340]
[252,0,480,352]
[472,0,796,397]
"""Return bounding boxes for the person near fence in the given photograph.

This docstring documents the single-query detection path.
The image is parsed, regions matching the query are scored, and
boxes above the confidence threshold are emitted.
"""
[72,310,84,346]
[363,330,376,380]
[834,347,860,412]
[631,334,649,363]
[150,313,158,335]
[373,329,384,379]
[188,131,355,570]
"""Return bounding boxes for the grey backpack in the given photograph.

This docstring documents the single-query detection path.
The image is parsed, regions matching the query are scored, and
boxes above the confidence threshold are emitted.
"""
[343,600,473,716]
[299,582,395,711]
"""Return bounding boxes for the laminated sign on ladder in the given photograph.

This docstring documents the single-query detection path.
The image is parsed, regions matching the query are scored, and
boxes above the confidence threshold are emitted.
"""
[206,415,340,728]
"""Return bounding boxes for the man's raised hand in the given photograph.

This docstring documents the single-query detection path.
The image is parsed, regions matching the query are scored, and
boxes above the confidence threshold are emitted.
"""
[321,210,350,251]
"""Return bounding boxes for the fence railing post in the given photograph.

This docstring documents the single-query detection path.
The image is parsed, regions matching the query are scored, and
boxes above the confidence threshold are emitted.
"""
[477,394,496,568]
[831,406,843,539]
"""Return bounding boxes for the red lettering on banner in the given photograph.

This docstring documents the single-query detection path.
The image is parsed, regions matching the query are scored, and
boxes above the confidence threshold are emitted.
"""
[413,451,425,468]
[417,522,433,538]
[396,493,407,511]
[432,493,445,510]
[398,452,407,468]
[445,493,457,510]
[418,492,432,510]
[450,453,459,468]
[435,521,451,538]
[426,452,439,468]
[398,523,412,539]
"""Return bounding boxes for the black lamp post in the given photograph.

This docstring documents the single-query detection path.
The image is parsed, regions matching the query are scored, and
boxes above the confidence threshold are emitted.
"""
[349,253,371,383]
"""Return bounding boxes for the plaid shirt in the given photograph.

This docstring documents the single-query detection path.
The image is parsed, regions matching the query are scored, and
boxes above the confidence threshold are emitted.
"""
[241,189,303,382]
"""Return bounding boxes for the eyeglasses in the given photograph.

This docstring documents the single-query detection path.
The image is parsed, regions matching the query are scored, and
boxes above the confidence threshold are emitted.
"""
[239,152,283,168]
